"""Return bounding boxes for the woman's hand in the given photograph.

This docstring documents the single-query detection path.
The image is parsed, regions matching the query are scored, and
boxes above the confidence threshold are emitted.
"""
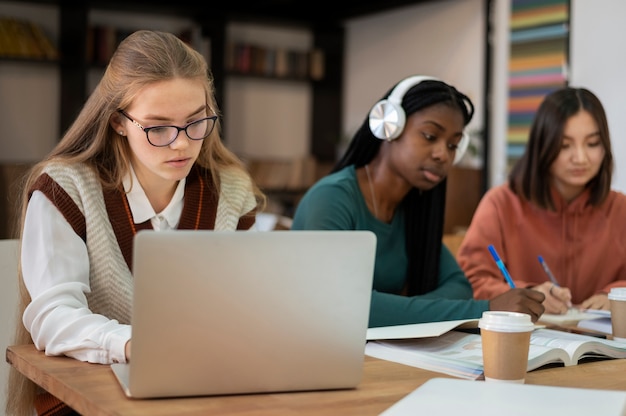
[125,340,132,362]
[533,281,572,314]
[580,293,610,310]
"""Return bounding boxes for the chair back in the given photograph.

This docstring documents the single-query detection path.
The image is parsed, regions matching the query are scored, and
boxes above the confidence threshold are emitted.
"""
[443,233,465,257]
[0,239,20,412]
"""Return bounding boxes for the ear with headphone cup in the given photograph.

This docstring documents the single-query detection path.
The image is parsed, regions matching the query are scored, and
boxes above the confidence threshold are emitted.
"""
[369,75,440,141]
[453,132,470,165]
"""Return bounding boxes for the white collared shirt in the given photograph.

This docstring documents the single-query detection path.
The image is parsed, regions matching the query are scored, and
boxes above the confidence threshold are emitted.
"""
[122,167,185,231]
[21,167,185,364]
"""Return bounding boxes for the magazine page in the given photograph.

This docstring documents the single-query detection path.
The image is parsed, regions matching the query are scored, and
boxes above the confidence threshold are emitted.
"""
[365,330,568,378]
[365,331,484,380]
[365,328,626,379]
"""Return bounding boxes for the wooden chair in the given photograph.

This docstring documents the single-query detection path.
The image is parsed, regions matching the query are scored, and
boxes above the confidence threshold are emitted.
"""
[0,239,20,413]
[442,233,466,257]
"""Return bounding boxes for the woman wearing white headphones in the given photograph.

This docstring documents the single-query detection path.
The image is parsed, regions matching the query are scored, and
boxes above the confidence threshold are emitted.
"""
[292,75,545,327]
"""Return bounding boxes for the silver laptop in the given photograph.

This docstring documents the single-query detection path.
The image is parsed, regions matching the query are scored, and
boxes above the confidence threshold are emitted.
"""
[111,229,376,399]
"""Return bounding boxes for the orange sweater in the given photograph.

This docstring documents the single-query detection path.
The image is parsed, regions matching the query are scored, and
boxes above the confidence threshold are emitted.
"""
[457,184,626,304]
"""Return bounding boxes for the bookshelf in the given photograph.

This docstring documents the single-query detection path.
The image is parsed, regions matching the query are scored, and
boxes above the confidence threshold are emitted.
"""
[214,20,342,214]
[0,1,344,219]
[59,5,208,128]
[224,38,325,82]
[0,1,59,163]
[0,2,60,239]
[54,4,343,166]
[0,16,58,61]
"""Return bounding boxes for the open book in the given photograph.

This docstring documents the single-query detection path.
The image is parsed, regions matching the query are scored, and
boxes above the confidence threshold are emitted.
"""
[365,327,626,380]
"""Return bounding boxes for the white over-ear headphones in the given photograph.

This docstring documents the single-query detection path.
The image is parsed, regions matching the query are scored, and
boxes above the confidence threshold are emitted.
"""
[368,75,469,165]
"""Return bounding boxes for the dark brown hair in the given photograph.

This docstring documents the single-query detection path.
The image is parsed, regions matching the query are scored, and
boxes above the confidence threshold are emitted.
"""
[509,87,613,210]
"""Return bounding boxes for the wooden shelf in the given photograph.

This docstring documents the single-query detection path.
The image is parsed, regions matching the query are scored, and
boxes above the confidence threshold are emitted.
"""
[51,6,344,164]
[444,167,483,234]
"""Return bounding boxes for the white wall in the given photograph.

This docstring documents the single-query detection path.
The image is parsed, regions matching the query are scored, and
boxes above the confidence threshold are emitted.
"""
[0,4,204,163]
[0,2,59,163]
[5,0,625,187]
[569,0,626,193]
[224,23,312,160]
[343,0,485,149]
[345,0,626,193]
[485,0,626,190]
[5,1,482,165]
[487,0,511,187]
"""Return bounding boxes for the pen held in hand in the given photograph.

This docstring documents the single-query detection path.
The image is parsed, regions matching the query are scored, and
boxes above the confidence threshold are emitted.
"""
[538,255,573,309]
[487,245,516,289]
[538,256,559,286]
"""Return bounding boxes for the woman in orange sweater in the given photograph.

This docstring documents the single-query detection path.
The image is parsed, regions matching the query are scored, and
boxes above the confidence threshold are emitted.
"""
[457,87,626,314]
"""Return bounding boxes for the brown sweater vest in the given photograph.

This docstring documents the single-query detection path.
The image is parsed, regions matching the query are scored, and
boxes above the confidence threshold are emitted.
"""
[29,163,256,324]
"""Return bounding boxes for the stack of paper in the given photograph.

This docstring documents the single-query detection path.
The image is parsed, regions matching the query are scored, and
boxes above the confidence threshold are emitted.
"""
[381,378,626,416]
[539,309,608,326]
[577,309,612,334]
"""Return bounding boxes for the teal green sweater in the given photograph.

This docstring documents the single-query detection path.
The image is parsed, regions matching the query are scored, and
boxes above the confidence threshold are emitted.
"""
[292,165,489,327]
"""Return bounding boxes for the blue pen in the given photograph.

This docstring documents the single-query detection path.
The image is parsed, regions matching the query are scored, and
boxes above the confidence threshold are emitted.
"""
[487,245,516,288]
[538,255,574,309]
[538,256,560,286]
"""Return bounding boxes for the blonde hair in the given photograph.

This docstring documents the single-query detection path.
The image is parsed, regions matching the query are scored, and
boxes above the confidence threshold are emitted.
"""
[7,30,264,415]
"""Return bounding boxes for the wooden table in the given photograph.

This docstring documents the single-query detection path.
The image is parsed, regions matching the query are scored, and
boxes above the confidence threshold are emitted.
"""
[7,344,626,415]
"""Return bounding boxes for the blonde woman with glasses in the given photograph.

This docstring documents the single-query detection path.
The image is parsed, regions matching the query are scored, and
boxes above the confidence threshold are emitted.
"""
[7,30,265,416]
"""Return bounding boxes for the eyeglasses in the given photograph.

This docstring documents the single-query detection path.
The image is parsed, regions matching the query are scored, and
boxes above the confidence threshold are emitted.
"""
[118,110,217,147]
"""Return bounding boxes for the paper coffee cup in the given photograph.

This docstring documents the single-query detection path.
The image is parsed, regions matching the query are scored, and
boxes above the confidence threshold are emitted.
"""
[478,311,534,383]
[608,288,626,342]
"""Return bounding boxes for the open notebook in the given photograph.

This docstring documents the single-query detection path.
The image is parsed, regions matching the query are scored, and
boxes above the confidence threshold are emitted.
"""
[111,230,376,399]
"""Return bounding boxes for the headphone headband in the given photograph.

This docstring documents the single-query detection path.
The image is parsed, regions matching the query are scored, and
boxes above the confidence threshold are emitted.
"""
[387,75,440,105]
[368,75,469,165]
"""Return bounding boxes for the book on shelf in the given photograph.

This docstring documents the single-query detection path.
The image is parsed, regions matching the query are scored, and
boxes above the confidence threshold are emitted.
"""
[365,326,626,380]
[87,26,196,66]
[25,21,58,60]
[308,48,325,80]
[274,47,289,77]
[225,41,321,80]
[0,17,58,60]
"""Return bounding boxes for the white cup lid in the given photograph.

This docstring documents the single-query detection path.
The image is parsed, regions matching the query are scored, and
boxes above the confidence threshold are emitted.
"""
[478,311,534,333]
[608,287,626,301]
